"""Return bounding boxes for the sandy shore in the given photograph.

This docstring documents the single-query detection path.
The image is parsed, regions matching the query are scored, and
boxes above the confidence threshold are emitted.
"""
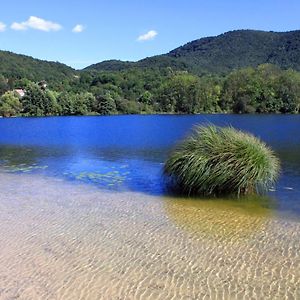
[0,172,299,299]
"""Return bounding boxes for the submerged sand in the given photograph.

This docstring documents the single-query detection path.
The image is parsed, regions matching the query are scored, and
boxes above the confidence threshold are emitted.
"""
[0,173,299,300]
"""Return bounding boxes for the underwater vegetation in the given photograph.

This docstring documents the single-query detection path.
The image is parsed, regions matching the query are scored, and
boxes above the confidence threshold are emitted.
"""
[63,169,131,188]
[3,163,48,173]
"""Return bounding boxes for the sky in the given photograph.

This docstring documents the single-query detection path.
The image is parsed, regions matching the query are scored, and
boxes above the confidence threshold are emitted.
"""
[0,0,299,69]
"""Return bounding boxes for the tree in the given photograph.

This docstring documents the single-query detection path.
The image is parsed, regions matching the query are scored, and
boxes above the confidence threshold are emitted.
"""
[44,90,60,115]
[95,92,117,115]
[73,93,96,115]
[21,83,59,116]
[277,70,300,113]
[0,75,9,96]
[197,77,222,113]
[156,73,202,113]
[221,67,261,112]
[57,92,75,115]
[0,91,22,117]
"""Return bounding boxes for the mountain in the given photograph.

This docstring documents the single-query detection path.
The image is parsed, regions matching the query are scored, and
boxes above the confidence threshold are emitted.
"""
[85,30,300,75]
[86,56,189,73]
[166,30,300,74]
[2,29,300,81]
[0,50,77,84]
[86,60,135,72]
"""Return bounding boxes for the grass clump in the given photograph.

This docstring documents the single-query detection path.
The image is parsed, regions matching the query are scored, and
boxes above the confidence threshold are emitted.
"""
[164,125,280,196]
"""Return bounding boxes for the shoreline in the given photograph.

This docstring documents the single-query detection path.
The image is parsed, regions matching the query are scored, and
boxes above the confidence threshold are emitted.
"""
[0,112,298,119]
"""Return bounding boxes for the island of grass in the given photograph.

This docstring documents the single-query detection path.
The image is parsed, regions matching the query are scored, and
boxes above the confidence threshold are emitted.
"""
[164,125,280,196]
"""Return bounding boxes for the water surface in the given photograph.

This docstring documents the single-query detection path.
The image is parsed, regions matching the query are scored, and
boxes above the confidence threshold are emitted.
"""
[0,115,299,217]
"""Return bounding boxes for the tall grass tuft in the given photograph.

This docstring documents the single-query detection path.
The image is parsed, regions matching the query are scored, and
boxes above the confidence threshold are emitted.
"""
[164,125,280,196]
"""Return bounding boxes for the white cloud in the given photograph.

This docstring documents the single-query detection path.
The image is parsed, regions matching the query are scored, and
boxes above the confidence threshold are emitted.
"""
[72,24,85,33]
[0,22,6,32]
[137,30,158,41]
[11,22,27,31]
[11,16,62,32]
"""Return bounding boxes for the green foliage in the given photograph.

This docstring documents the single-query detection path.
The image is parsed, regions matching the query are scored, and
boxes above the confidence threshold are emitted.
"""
[0,51,76,90]
[21,83,60,116]
[86,30,300,75]
[1,63,300,117]
[95,92,117,115]
[221,64,300,113]
[0,75,9,95]
[0,91,22,117]
[157,73,222,113]
[164,125,280,196]
[166,30,300,75]
[56,92,75,115]
[157,73,199,113]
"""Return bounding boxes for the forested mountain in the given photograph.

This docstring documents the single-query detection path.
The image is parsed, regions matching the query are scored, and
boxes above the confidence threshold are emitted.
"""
[86,30,300,75]
[0,50,77,88]
[86,56,189,73]
[167,30,300,74]
[2,30,300,78]
[1,29,300,117]
[86,60,135,72]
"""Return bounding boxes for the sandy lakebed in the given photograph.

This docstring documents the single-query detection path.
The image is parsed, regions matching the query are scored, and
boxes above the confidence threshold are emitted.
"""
[0,172,299,300]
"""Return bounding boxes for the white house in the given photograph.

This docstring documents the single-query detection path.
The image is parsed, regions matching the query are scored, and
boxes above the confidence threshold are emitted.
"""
[14,89,25,98]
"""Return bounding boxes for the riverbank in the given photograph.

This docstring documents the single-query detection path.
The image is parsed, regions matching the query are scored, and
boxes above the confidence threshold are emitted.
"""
[0,172,299,299]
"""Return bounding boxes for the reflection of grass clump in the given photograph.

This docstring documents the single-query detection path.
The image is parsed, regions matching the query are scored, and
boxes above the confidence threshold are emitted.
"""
[164,125,280,196]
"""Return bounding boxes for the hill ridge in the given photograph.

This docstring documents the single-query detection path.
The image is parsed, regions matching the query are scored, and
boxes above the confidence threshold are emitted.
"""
[85,29,300,75]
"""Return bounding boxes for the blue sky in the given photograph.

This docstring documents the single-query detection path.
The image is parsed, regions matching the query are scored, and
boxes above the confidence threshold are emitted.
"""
[0,0,299,69]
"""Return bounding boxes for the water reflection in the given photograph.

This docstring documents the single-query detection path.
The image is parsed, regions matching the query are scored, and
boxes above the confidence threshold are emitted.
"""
[164,195,276,239]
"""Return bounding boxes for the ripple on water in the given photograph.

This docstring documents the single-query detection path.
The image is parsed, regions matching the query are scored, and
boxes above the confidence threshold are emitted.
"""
[0,172,299,300]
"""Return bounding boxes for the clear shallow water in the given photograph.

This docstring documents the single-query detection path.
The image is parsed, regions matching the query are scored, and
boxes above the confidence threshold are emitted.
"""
[0,114,299,217]
[0,173,299,299]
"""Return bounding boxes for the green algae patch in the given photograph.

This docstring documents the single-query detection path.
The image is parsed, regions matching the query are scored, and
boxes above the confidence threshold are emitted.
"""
[66,170,128,187]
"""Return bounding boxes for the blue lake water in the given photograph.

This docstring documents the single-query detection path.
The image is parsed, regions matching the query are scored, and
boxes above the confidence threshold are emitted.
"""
[0,114,299,217]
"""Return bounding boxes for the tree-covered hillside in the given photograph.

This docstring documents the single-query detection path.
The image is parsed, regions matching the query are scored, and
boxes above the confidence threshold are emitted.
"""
[167,30,300,74]
[1,64,300,117]
[0,50,77,89]
[1,29,300,117]
[86,30,300,75]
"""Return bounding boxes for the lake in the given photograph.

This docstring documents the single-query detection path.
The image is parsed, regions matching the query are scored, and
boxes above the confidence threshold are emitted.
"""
[0,114,299,216]
[0,115,299,299]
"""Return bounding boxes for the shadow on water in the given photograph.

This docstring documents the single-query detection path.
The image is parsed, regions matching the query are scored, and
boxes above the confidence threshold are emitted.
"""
[163,194,277,240]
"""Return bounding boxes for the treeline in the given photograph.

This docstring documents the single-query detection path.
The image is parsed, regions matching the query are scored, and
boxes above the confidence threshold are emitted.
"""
[0,64,300,117]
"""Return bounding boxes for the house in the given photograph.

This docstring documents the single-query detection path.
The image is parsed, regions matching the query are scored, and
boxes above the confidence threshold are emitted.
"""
[14,89,25,98]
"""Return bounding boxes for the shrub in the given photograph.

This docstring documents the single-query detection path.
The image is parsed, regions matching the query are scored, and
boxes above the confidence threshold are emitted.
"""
[164,125,280,196]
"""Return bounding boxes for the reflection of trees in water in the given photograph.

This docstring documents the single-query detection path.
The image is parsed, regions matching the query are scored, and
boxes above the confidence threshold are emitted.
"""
[164,195,276,240]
